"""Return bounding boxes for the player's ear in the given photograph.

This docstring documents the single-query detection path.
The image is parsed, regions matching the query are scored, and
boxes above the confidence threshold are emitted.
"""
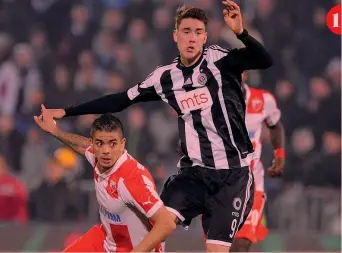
[173,29,178,43]
[203,32,208,44]
[89,137,93,147]
[121,138,126,150]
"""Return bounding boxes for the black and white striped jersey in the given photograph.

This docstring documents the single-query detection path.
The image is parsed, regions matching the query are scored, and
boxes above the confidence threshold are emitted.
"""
[65,30,272,170]
[127,45,258,169]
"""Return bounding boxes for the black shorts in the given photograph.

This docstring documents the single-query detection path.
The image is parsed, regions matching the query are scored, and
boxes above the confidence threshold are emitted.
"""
[160,166,254,247]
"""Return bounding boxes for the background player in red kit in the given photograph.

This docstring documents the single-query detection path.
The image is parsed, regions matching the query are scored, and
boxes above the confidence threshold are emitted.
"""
[34,106,176,252]
[230,71,285,252]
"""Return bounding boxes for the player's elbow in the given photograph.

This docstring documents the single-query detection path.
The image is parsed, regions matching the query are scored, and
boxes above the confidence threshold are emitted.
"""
[151,206,177,235]
[260,53,273,69]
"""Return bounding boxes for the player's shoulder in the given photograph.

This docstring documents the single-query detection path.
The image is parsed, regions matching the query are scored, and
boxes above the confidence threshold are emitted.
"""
[84,146,96,166]
[152,62,177,76]
[207,44,232,53]
[119,154,154,181]
[249,87,276,100]
[206,44,232,61]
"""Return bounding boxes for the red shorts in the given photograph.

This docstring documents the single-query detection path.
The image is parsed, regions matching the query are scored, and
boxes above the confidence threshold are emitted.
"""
[234,191,268,243]
[63,224,106,252]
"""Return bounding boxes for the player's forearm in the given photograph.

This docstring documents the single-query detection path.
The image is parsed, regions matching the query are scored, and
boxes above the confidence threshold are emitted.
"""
[236,29,273,69]
[131,219,176,252]
[52,130,91,155]
[64,91,133,117]
[268,121,285,149]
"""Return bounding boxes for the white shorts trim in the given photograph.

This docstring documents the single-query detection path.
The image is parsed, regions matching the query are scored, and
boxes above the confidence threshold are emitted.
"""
[166,207,185,222]
[206,239,232,247]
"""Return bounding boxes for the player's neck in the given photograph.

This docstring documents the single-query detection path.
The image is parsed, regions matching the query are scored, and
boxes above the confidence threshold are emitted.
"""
[180,49,203,67]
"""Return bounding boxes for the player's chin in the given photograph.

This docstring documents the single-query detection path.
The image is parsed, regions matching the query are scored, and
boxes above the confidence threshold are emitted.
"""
[99,160,115,169]
[183,50,200,60]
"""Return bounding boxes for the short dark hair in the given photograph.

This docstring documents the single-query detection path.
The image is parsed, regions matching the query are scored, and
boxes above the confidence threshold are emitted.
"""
[175,5,208,29]
[90,113,124,138]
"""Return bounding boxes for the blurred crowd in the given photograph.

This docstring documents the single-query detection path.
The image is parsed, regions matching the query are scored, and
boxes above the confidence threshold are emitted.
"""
[0,0,340,228]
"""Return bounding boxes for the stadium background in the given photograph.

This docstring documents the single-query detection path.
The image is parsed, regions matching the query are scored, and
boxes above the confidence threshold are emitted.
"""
[0,0,340,251]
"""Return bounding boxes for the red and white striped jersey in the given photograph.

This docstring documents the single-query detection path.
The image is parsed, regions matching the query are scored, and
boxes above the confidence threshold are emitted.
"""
[85,147,164,252]
[245,84,281,191]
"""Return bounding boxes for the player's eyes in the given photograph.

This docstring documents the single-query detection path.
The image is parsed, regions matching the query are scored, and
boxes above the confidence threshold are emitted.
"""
[110,142,117,147]
[96,142,102,147]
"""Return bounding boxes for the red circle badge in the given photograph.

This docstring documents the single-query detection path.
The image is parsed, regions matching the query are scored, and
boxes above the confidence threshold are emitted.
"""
[326,5,342,35]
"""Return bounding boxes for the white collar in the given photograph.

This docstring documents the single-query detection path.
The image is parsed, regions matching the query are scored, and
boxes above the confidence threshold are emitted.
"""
[95,150,128,178]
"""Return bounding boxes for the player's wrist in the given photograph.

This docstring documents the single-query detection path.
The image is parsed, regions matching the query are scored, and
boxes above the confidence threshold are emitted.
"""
[235,28,244,35]
[236,28,248,38]
[274,147,285,158]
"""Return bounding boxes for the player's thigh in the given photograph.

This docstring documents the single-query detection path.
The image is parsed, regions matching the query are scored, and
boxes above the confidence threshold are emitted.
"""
[160,168,205,227]
[63,224,106,252]
[234,191,267,243]
[202,167,254,248]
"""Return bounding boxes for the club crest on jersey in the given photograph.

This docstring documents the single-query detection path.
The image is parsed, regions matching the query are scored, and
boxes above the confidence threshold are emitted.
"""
[233,197,242,211]
[248,97,264,113]
[106,179,118,198]
[197,73,207,85]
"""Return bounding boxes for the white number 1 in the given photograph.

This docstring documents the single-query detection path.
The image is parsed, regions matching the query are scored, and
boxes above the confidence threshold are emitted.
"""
[333,13,339,28]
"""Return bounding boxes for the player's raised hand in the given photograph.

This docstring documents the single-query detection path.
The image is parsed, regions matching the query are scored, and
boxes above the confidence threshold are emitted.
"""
[222,0,243,34]
[267,157,284,178]
[39,106,66,120]
[34,104,59,135]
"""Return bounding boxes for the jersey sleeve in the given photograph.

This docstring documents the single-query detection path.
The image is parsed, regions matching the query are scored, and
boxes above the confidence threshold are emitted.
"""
[207,30,272,72]
[127,68,162,103]
[120,172,163,218]
[263,92,281,127]
[84,146,96,167]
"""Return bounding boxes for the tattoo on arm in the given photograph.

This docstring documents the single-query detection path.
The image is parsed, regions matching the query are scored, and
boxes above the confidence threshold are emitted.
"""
[268,121,285,149]
[53,130,91,155]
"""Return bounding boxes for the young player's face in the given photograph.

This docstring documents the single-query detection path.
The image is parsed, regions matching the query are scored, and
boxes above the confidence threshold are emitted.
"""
[174,18,207,62]
[91,130,126,170]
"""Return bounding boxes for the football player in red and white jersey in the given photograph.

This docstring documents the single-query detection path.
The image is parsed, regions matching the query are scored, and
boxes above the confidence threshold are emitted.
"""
[229,71,285,252]
[34,107,176,252]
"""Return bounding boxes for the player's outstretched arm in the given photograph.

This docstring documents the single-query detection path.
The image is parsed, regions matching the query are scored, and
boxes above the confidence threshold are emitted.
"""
[221,0,273,70]
[34,105,90,156]
[43,70,162,120]
[132,206,176,252]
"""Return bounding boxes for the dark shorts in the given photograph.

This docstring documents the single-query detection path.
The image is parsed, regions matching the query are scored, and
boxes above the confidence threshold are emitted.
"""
[160,166,254,247]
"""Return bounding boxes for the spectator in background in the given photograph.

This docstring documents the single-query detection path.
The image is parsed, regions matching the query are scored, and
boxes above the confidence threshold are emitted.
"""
[275,79,303,136]
[124,0,155,27]
[12,43,43,118]
[285,128,316,183]
[68,4,97,60]
[28,27,53,80]
[106,71,126,93]
[20,126,47,193]
[100,9,125,41]
[44,64,75,109]
[128,19,161,78]
[0,33,19,116]
[114,43,142,85]
[74,50,106,92]
[303,131,341,189]
[0,154,28,223]
[93,29,116,71]
[0,115,25,173]
[148,106,178,157]
[152,6,178,64]
[125,106,154,166]
[29,150,86,222]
